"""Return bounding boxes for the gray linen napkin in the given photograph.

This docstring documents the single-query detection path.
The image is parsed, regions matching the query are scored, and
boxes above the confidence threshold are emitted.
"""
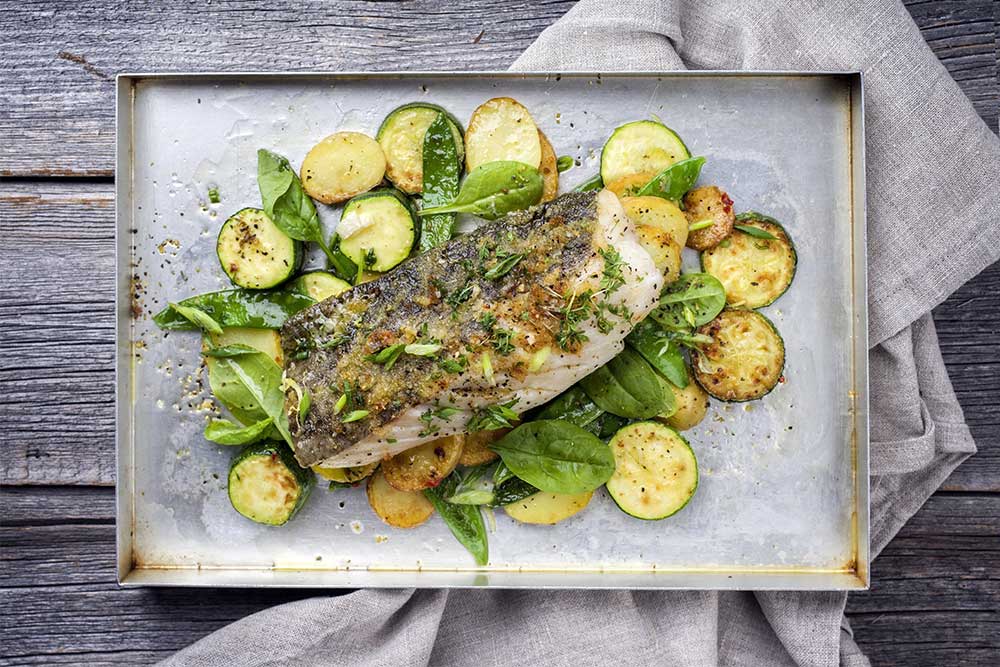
[161,1,999,665]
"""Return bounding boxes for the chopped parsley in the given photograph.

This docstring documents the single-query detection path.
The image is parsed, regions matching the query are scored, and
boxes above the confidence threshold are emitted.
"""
[445,281,475,309]
[554,289,593,351]
[419,403,462,437]
[467,399,519,431]
[599,247,625,294]
[479,312,516,355]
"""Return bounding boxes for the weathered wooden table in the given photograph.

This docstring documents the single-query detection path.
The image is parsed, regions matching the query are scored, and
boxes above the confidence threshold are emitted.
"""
[2,2,997,665]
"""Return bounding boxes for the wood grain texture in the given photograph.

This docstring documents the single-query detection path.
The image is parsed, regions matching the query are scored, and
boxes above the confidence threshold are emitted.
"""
[1,0,996,176]
[2,487,997,666]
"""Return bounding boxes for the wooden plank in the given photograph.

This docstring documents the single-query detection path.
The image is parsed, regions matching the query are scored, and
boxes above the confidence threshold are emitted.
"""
[1,0,996,176]
[2,183,997,489]
[3,487,995,665]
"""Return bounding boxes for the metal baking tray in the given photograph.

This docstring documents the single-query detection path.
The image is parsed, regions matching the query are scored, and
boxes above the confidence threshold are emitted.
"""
[116,72,869,589]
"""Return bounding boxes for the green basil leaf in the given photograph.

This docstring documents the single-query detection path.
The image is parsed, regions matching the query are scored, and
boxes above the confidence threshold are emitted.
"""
[733,224,778,240]
[533,385,605,427]
[653,273,727,330]
[206,347,291,444]
[419,113,461,251]
[556,155,574,173]
[204,417,273,445]
[424,478,489,566]
[578,348,667,419]
[168,302,223,334]
[418,161,543,220]
[490,420,616,494]
[636,156,706,203]
[626,320,689,388]
[573,174,603,192]
[153,289,316,331]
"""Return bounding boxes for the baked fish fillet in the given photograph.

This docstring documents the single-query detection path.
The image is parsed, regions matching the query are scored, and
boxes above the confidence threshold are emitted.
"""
[281,189,661,468]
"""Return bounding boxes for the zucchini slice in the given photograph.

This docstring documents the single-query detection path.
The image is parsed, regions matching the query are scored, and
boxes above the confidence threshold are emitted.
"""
[300,131,386,204]
[217,208,302,290]
[600,120,690,185]
[701,212,797,308]
[683,186,735,251]
[538,130,559,202]
[336,190,416,272]
[294,271,352,302]
[228,441,315,525]
[693,310,785,401]
[377,103,465,194]
[606,422,698,520]
[367,468,435,528]
[504,490,593,525]
[465,97,542,171]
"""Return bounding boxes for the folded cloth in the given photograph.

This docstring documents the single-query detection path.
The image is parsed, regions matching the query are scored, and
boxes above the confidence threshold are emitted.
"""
[161,1,999,665]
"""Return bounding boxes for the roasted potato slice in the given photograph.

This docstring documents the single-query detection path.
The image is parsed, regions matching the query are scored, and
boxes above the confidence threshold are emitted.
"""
[538,130,559,203]
[300,132,386,204]
[367,469,434,528]
[504,490,593,525]
[458,429,507,466]
[465,97,542,171]
[635,224,682,282]
[382,435,464,492]
[663,377,711,431]
[684,185,735,250]
[605,171,657,198]
[622,195,689,248]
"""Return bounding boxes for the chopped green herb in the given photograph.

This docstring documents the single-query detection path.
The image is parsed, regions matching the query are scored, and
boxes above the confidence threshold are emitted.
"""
[298,386,311,424]
[598,247,625,294]
[439,355,468,373]
[366,343,406,369]
[207,187,221,204]
[363,248,378,268]
[342,409,370,423]
[483,252,525,280]
[734,224,778,240]
[445,281,475,309]
[419,403,462,436]
[688,219,714,232]
[556,155,574,173]
[404,343,442,356]
[482,351,494,384]
[467,399,519,431]
[554,290,592,351]
[333,393,348,415]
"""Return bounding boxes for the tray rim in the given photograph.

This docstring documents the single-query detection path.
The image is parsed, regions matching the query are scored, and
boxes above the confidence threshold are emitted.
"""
[115,70,870,590]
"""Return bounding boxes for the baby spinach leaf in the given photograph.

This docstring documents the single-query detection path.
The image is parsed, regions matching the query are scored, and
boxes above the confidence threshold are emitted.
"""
[206,346,291,445]
[573,174,604,192]
[490,420,615,495]
[425,477,489,566]
[491,476,538,507]
[326,235,359,283]
[168,302,223,334]
[419,113,461,251]
[203,344,260,358]
[204,417,273,445]
[447,463,498,505]
[417,161,543,220]
[636,156,705,203]
[154,289,316,331]
[578,348,667,419]
[626,320,689,388]
[533,386,605,427]
[652,273,727,330]
[258,148,342,267]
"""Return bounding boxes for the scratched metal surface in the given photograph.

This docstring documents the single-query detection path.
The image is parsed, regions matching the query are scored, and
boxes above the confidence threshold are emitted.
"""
[118,73,867,587]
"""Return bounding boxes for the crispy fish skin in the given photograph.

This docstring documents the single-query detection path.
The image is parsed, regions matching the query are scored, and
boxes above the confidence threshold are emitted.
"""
[282,190,660,468]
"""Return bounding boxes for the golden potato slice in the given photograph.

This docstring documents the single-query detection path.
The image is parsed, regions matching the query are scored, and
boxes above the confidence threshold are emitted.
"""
[312,461,378,484]
[684,185,735,250]
[635,224,682,281]
[382,435,464,492]
[465,97,541,171]
[605,171,657,199]
[621,195,689,248]
[663,378,711,431]
[367,469,434,528]
[458,429,507,466]
[300,132,386,204]
[208,328,283,366]
[504,490,593,525]
[538,130,559,203]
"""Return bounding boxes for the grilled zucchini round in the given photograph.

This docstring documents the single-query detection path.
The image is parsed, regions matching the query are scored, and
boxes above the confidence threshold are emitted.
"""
[377,103,465,193]
[693,310,785,402]
[216,207,302,290]
[336,189,416,272]
[606,421,698,520]
[601,120,690,185]
[701,212,797,308]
